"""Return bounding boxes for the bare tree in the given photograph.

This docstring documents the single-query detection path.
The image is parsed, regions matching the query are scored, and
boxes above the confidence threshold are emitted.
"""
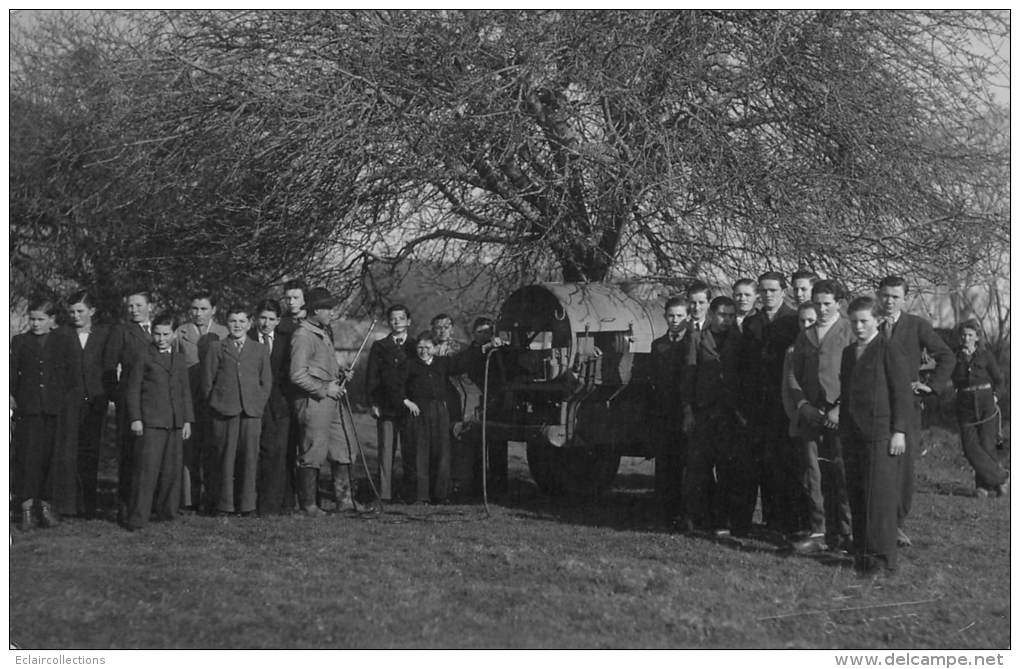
[10,10,1009,319]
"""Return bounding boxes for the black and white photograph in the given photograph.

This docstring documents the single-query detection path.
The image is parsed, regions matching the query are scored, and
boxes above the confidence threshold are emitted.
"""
[8,8,1011,656]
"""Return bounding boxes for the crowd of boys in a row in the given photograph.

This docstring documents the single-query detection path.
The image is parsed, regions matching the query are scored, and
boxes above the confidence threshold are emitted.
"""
[10,280,500,532]
[648,271,1006,574]
[11,272,1005,569]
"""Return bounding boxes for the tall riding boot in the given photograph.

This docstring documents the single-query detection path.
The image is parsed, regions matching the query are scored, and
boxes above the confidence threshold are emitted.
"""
[297,468,324,517]
[331,463,355,513]
[38,501,60,528]
[19,499,36,530]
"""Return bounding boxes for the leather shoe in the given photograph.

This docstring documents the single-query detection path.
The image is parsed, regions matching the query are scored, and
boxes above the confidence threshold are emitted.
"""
[827,534,853,554]
[896,528,912,548]
[791,533,827,554]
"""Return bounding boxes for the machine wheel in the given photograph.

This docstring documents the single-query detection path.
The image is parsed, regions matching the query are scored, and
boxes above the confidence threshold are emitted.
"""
[525,442,621,497]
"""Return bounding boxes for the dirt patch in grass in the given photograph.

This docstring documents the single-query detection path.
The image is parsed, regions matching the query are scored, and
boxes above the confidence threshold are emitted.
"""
[9,415,1011,648]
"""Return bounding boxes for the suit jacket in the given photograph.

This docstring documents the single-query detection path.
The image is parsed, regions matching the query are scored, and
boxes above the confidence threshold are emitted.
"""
[10,330,80,416]
[787,317,855,409]
[59,324,110,409]
[683,326,741,412]
[175,321,229,368]
[739,304,800,409]
[404,351,479,404]
[126,345,195,428]
[275,315,303,337]
[102,321,152,403]
[202,337,273,418]
[366,333,418,418]
[648,330,689,418]
[839,335,912,443]
[883,312,954,393]
[249,328,291,419]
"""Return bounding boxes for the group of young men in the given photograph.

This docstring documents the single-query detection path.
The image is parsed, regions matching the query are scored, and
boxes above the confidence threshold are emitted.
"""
[82,281,359,529]
[12,269,959,573]
[648,271,955,574]
[11,278,500,533]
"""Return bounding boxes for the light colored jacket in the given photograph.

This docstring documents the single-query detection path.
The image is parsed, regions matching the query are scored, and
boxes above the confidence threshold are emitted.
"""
[788,317,855,409]
[784,317,855,437]
[176,321,228,368]
[289,319,340,400]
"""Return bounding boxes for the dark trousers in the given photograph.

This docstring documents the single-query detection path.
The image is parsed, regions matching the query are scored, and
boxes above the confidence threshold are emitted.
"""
[897,398,922,528]
[801,427,851,541]
[758,408,803,533]
[125,426,183,530]
[957,390,1007,490]
[13,413,58,502]
[182,400,212,510]
[684,409,751,533]
[209,412,260,513]
[375,415,407,500]
[257,409,293,515]
[652,416,685,522]
[114,404,135,509]
[407,399,451,502]
[844,429,903,572]
[76,403,106,517]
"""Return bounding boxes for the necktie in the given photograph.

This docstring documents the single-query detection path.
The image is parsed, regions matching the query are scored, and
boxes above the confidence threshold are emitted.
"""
[142,323,150,335]
[234,338,243,352]
[670,333,679,343]
[394,336,405,346]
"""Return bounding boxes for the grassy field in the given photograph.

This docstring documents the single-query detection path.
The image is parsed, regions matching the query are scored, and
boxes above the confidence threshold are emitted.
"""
[9,415,1011,649]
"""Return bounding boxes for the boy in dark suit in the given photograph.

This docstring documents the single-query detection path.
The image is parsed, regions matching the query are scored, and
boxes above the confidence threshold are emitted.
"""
[681,296,747,535]
[11,297,80,529]
[102,289,156,521]
[276,279,307,337]
[366,304,417,502]
[63,290,110,519]
[202,305,273,515]
[790,269,818,307]
[739,271,800,534]
[175,290,228,513]
[275,279,307,507]
[840,296,913,574]
[648,296,689,525]
[124,312,193,531]
[403,334,496,504]
[875,276,954,547]
[731,278,758,332]
[250,299,294,515]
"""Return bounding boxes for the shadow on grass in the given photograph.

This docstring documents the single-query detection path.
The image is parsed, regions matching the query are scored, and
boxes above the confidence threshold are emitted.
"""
[490,472,812,560]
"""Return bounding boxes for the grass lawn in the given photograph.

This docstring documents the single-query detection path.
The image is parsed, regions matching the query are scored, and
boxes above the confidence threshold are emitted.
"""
[9,415,1011,649]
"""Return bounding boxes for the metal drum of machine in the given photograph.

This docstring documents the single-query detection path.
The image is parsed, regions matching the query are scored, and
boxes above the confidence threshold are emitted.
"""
[485,283,666,496]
